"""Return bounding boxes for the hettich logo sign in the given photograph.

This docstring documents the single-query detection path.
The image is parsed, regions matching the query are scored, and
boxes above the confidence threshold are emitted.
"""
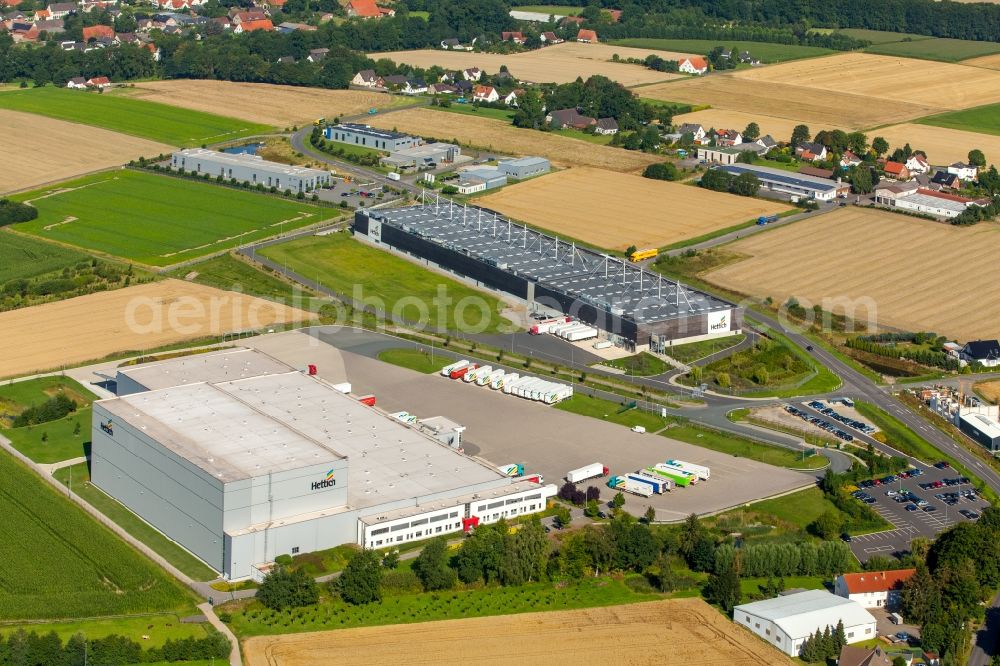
[100,419,114,436]
[311,469,336,491]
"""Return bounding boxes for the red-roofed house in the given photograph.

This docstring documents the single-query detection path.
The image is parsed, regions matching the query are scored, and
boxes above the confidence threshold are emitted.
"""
[905,153,930,175]
[540,31,562,44]
[346,0,394,18]
[576,28,597,43]
[834,569,915,609]
[560,15,584,25]
[234,18,272,32]
[82,24,114,42]
[501,31,525,44]
[0,0,23,7]
[883,161,910,181]
[678,56,708,75]
[472,84,499,103]
[715,129,742,147]
[86,76,111,89]
[606,9,622,21]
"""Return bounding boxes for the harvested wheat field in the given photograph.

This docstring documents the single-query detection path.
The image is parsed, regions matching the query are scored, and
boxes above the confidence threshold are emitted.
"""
[373,42,690,86]
[873,123,1000,165]
[964,52,1000,69]
[243,599,793,666]
[126,81,395,127]
[671,108,802,142]
[371,108,660,172]
[0,280,313,379]
[975,380,1000,404]
[476,167,788,250]
[705,207,1000,341]
[0,110,171,194]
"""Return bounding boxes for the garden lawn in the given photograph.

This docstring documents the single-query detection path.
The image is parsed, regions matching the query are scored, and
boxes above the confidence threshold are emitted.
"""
[610,38,834,63]
[0,452,196,619]
[429,104,516,123]
[13,170,332,266]
[735,487,838,530]
[554,393,672,432]
[289,544,359,577]
[3,407,91,463]
[740,576,826,596]
[169,253,319,306]
[377,348,448,374]
[917,102,1000,136]
[0,87,271,146]
[0,375,95,421]
[663,334,746,364]
[0,230,90,285]
[663,424,827,469]
[258,233,514,334]
[52,463,219,582]
[225,577,659,637]
[597,352,670,376]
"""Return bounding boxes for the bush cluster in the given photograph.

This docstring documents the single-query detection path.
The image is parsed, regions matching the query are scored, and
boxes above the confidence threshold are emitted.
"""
[13,394,77,427]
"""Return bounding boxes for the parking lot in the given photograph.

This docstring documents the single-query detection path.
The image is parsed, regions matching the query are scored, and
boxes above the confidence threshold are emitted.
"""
[314,178,401,208]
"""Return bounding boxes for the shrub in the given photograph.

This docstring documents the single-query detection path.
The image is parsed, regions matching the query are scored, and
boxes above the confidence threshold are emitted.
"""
[0,199,38,226]
[255,566,319,611]
[13,394,77,427]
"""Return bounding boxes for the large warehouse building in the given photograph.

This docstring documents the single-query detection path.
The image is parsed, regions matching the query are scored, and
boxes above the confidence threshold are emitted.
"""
[171,149,331,192]
[92,349,554,580]
[353,200,741,349]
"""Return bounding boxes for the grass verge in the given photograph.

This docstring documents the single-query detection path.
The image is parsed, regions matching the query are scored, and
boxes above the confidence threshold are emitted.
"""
[554,393,672,432]
[663,334,746,364]
[597,352,670,376]
[376,347,447,374]
[663,423,827,469]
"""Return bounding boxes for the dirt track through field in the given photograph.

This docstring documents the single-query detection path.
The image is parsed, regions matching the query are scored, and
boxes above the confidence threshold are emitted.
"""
[0,110,171,194]
[243,599,794,666]
[125,81,395,126]
[0,280,313,379]
[373,42,690,86]
[704,207,1000,341]
[370,108,660,172]
[476,167,788,250]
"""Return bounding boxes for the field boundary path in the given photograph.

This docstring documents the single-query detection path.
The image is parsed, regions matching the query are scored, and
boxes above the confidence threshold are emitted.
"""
[197,602,242,666]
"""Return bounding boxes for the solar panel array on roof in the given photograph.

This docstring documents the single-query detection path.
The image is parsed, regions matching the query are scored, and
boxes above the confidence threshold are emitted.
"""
[368,201,732,325]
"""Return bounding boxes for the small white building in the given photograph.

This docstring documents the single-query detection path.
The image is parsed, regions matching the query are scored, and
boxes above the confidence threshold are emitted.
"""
[948,162,978,181]
[678,56,708,75]
[733,590,877,657]
[697,146,741,165]
[905,154,931,175]
[472,85,499,103]
[834,570,915,610]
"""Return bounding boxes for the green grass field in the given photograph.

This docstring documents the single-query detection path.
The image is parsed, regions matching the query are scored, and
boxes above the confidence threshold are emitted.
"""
[4,407,91,463]
[917,102,1000,136]
[0,376,95,422]
[429,104,516,123]
[377,347,448,374]
[53,463,219,582]
[3,614,211,648]
[828,28,932,44]
[663,334,746,364]
[739,487,835,529]
[258,233,514,334]
[554,393,672,432]
[0,231,90,285]
[866,37,1000,62]
[854,401,944,463]
[597,352,670,376]
[610,38,834,63]
[0,87,271,146]
[13,170,333,266]
[663,423,828,469]
[0,452,196,619]
[168,253,319,306]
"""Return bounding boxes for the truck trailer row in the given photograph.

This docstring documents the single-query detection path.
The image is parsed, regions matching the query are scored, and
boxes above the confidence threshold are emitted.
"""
[606,459,712,497]
[440,360,573,404]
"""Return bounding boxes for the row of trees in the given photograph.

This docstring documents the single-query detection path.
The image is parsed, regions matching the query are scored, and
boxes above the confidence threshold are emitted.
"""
[0,629,229,666]
[799,621,849,663]
[713,540,856,578]
[699,169,760,197]
[846,337,961,371]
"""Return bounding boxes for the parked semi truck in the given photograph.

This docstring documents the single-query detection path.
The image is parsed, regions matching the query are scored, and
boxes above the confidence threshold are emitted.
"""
[497,463,524,477]
[450,363,475,380]
[654,463,698,485]
[635,471,674,492]
[626,473,668,495]
[441,360,469,377]
[607,475,654,497]
[565,326,598,342]
[567,462,609,484]
[664,459,711,481]
[645,465,692,487]
[529,316,571,335]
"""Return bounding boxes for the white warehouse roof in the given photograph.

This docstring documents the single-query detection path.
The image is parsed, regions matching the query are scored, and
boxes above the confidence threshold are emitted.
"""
[961,412,1000,439]
[175,148,330,178]
[117,348,292,391]
[734,590,876,639]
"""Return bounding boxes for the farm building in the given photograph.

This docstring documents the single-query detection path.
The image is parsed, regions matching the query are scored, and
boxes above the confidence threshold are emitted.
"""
[93,348,555,580]
[353,200,741,349]
[498,156,551,179]
[715,164,847,201]
[834,569,915,609]
[324,123,420,152]
[170,149,331,192]
[381,142,462,170]
[876,185,987,219]
[733,590,877,657]
[697,147,741,165]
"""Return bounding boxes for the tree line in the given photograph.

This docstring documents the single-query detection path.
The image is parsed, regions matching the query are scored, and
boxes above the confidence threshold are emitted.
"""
[846,337,960,371]
[0,629,230,666]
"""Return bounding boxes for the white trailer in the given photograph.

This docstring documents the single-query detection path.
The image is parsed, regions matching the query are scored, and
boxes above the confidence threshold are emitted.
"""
[491,371,514,390]
[520,379,545,399]
[593,340,613,350]
[440,359,469,377]
[566,462,608,484]
[504,375,530,395]
[552,385,574,403]
[664,459,711,481]
[635,471,674,492]
[566,326,598,342]
[480,367,503,386]
[556,324,589,339]
[549,322,577,337]
[654,462,698,485]
[464,365,492,383]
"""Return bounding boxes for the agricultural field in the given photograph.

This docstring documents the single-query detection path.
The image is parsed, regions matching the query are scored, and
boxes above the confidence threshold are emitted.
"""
[917,102,1000,137]
[3,614,214,649]
[670,108,801,144]
[372,42,691,87]
[474,167,788,250]
[258,232,514,334]
[963,52,1000,70]
[369,108,660,172]
[13,170,334,266]
[0,280,313,379]
[0,230,89,285]
[975,380,1000,404]
[703,207,1000,342]
[611,38,834,63]
[127,80,402,127]
[243,599,794,666]
[644,52,1000,130]
[0,449,195,620]
[827,28,933,44]
[0,87,269,146]
[0,110,172,194]
[872,122,1000,164]
[169,254,321,307]
[865,38,1000,62]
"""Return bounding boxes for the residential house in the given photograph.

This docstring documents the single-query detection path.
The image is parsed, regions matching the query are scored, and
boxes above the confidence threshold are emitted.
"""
[143,41,161,61]
[86,75,111,89]
[838,646,893,666]
[346,0,394,18]
[905,152,930,175]
[307,48,328,62]
[595,117,618,135]
[430,83,458,94]
[453,80,473,94]
[546,108,596,130]
[883,161,910,181]
[81,24,114,41]
[949,162,978,181]
[234,18,272,32]
[732,142,768,157]
[33,18,64,33]
[678,56,708,75]
[960,340,1000,368]
[440,37,460,49]
[501,31,525,44]
[472,85,499,103]
[677,123,706,143]
[352,69,384,88]
[275,55,295,64]
[715,129,742,147]
[739,50,760,65]
[401,79,427,94]
[540,31,562,44]
[503,88,523,106]
[277,21,315,32]
[931,170,961,189]
[834,570,915,610]
[795,141,827,162]
[606,8,622,21]
[462,67,482,81]
[755,135,777,153]
[9,20,38,41]
[66,76,87,88]
[46,2,76,18]
[840,150,862,168]
[576,28,597,43]
[560,15,583,26]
